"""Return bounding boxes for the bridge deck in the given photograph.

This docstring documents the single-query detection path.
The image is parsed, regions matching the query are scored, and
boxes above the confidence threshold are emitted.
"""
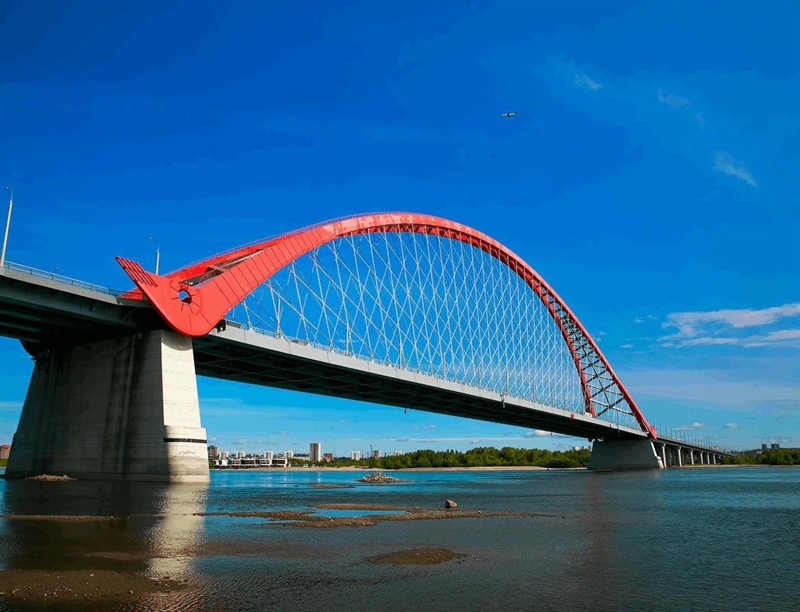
[193,324,646,441]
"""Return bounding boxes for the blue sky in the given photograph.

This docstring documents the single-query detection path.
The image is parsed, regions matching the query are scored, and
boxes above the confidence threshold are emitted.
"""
[0,0,798,456]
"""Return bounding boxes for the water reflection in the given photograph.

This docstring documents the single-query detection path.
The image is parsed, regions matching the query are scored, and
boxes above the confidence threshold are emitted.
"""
[560,470,666,608]
[0,479,208,578]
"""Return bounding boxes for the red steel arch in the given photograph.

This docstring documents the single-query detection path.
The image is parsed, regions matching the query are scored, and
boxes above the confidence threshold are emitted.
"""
[117,212,655,438]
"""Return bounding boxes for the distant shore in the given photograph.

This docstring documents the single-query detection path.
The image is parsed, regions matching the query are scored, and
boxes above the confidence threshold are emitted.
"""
[213,465,576,472]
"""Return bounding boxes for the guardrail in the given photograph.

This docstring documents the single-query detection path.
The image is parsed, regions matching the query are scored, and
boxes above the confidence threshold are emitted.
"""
[1,260,124,296]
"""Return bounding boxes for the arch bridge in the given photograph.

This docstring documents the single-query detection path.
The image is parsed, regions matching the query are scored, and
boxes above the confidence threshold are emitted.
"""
[3,213,722,481]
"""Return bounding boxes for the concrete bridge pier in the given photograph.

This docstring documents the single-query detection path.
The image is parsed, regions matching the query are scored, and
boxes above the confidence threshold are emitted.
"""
[587,439,665,470]
[6,330,209,483]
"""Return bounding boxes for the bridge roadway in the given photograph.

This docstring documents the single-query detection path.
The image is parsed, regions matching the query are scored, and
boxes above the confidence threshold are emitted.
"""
[0,262,652,442]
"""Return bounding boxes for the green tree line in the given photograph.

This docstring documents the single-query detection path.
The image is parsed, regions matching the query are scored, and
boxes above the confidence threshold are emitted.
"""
[294,446,591,469]
[721,448,800,466]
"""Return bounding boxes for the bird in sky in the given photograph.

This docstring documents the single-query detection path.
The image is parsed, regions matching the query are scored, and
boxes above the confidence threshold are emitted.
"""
[501,111,518,118]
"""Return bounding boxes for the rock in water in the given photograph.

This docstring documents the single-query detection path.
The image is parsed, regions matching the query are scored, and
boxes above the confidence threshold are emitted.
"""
[358,472,402,484]
[445,499,458,509]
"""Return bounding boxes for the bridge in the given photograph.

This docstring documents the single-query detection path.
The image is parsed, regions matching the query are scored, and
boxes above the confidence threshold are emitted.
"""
[0,213,729,481]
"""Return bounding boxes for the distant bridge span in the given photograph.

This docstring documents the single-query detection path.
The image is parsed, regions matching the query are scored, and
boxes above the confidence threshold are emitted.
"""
[1,213,728,481]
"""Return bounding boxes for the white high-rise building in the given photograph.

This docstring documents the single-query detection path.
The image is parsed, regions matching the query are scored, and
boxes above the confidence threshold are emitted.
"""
[264,451,274,463]
[285,450,294,460]
[310,442,322,462]
[351,450,362,461]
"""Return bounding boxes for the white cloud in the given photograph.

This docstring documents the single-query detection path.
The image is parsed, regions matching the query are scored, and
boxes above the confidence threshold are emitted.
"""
[657,89,690,109]
[758,329,800,343]
[675,422,704,431]
[724,423,738,429]
[620,343,634,349]
[713,151,758,186]
[667,303,800,333]
[674,330,800,348]
[573,73,602,91]
[525,430,552,438]
[423,424,437,430]
[662,303,800,348]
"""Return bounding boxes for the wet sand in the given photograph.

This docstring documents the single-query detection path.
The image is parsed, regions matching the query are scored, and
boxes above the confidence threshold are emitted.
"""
[0,569,186,607]
[367,547,468,565]
[196,502,563,528]
[0,502,563,607]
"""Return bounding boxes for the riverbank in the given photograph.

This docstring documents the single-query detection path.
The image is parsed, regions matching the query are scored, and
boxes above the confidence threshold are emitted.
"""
[215,465,573,472]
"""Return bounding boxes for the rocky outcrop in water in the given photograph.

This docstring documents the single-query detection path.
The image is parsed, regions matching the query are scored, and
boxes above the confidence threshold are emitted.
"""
[358,472,404,484]
[445,499,458,509]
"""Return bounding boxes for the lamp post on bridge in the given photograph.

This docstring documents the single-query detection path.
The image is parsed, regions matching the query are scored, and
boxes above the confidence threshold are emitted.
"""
[148,236,160,275]
[0,186,13,269]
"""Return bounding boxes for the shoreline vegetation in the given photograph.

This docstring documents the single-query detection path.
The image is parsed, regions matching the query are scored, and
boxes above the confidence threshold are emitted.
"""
[212,446,800,472]
[233,447,594,471]
[217,465,575,472]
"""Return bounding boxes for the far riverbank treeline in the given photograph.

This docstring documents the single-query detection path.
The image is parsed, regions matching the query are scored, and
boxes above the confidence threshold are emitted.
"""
[296,447,592,470]
[722,448,800,466]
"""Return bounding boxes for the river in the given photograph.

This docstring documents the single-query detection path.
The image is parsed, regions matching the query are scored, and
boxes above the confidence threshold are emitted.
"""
[1,466,798,611]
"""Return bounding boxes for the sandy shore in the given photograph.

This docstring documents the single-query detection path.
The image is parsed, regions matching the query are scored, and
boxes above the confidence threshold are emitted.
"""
[0,569,187,606]
[222,465,570,472]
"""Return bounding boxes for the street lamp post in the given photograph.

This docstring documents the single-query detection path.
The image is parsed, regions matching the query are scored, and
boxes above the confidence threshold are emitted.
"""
[0,186,13,269]
[148,236,160,275]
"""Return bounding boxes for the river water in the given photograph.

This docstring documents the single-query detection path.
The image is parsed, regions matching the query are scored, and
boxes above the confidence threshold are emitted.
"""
[1,466,798,611]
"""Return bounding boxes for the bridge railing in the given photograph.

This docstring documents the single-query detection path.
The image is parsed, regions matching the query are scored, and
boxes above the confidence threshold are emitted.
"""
[2,261,124,296]
[651,421,734,452]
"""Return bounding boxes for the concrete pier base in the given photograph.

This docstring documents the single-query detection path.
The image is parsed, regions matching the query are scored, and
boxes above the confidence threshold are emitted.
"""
[6,330,209,483]
[588,439,665,470]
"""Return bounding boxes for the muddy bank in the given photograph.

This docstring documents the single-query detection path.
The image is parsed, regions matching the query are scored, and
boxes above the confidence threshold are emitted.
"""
[198,503,563,528]
[0,569,186,607]
[367,547,468,565]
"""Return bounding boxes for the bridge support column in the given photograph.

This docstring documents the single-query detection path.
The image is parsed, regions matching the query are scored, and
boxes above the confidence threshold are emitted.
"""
[690,450,695,465]
[6,330,209,483]
[676,447,683,467]
[660,443,668,469]
[588,439,664,470]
